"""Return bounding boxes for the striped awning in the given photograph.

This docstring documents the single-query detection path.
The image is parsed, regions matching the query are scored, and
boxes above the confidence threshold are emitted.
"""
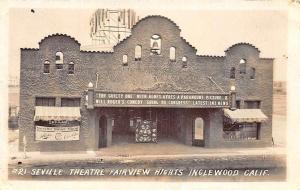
[34,106,81,121]
[223,109,268,123]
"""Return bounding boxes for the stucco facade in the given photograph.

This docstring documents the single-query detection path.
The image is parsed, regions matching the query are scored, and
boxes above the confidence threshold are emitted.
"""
[19,16,273,151]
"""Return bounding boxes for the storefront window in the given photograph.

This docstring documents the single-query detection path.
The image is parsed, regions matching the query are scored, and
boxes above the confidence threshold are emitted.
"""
[223,122,259,140]
[61,98,81,107]
[244,100,260,109]
[35,97,55,106]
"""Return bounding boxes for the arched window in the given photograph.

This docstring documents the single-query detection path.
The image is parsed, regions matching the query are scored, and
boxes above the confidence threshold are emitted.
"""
[68,62,74,74]
[250,67,255,79]
[55,52,63,63]
[194,117,204,140]
[43,60,50,74]
[135,45,142,61]
[170,47,176,61]
[239,59,246,74]
[122,55,128,66]
[230,67,236,79]
[55,52,63,69]
[182,56,187,68]
[150,34,161,55]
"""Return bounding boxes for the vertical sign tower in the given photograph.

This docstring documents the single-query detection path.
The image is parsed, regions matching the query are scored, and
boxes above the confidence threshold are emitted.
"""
[90,9,139,46]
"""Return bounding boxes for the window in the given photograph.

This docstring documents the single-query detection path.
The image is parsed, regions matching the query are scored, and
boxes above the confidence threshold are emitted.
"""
[68,62,74,74]
[135,45,142,61]
[122,55,128,66]
[182,56,187,68]
[150,34,161,55]
[250,67,255,79]
[55,52,63,69]
[170,47,176,61]
[35,97,55,106]
[239,59,246,74]
[55,52,63,63]
[61,98,81,107]
[223,123,259,140]
[44,61,50,74]
[230,67,235,79]
[244,100,261,109]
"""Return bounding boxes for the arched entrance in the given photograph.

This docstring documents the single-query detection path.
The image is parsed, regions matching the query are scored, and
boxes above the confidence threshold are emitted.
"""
[98,115,107,148]
[193,117,204,146]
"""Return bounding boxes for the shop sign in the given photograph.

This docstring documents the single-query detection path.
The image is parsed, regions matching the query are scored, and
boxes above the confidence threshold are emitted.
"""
[94,91,230,108]
[35,126,80,141]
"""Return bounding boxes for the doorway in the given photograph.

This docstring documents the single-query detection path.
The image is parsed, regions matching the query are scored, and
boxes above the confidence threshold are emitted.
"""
[98,115,107,148]
[193,117,204,146]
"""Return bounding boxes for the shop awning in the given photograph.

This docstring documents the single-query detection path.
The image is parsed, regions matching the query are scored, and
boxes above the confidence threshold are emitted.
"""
[223,109,268,123]
[34,106,81,121]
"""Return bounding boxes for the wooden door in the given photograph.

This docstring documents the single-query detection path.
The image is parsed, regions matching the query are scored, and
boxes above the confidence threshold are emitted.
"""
[98,116,107,148]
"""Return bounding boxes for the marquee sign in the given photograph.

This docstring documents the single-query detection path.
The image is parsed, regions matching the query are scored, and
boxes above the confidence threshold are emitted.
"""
[94,91,230,108]
[35,126,80,141]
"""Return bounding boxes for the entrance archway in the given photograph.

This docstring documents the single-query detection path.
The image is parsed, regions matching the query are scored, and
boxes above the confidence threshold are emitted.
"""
[193,117,204,146]
[98,115,107,148]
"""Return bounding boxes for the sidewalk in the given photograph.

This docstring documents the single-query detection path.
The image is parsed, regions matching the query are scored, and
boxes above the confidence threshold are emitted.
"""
[9,143,286,166]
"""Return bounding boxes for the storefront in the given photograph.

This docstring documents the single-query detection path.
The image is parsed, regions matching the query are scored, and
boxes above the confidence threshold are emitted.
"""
[84,89,231,148]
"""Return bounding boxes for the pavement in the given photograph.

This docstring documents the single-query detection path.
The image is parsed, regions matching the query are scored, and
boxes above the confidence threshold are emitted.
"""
[9,141,286,166]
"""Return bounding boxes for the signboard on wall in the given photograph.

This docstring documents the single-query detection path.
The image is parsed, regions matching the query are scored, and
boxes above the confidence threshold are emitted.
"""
[94,91,230,108]
[35,126,80,141]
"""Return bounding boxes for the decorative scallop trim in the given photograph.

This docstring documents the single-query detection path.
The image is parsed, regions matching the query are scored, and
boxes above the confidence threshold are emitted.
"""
[197,55,225,58]
[114,15,198,51]
[225,42,261,53]
[80,50,114,54]
[38,33,81,46]
[20,48,39,50]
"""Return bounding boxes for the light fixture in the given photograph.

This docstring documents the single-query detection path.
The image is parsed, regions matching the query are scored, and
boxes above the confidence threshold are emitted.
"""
[88,82,94,88]
[230,85,236,91]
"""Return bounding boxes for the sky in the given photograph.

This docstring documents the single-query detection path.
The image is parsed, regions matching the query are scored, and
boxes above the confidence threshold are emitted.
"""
[9,8,288,81]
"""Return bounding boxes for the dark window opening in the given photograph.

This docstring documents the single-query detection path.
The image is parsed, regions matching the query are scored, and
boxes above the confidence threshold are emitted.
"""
[239,59,246,74]
[230,67,235,79]
[135,45,142,61]
[223,122,260,140]
[182,56,187,68]
[123,55,128,66]
[68,62,74,74]
[55,52,63,63]
[170,47,176,61]
[56,64,63,70]
[61,98,81,107]
[55,52,63,69]
[244,100,261,109]
[44,61,50,74]
[250,67,255,79]
[35,97,55,106]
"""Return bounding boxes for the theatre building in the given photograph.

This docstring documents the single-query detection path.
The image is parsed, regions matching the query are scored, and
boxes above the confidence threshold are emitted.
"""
[19,16,273,151]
